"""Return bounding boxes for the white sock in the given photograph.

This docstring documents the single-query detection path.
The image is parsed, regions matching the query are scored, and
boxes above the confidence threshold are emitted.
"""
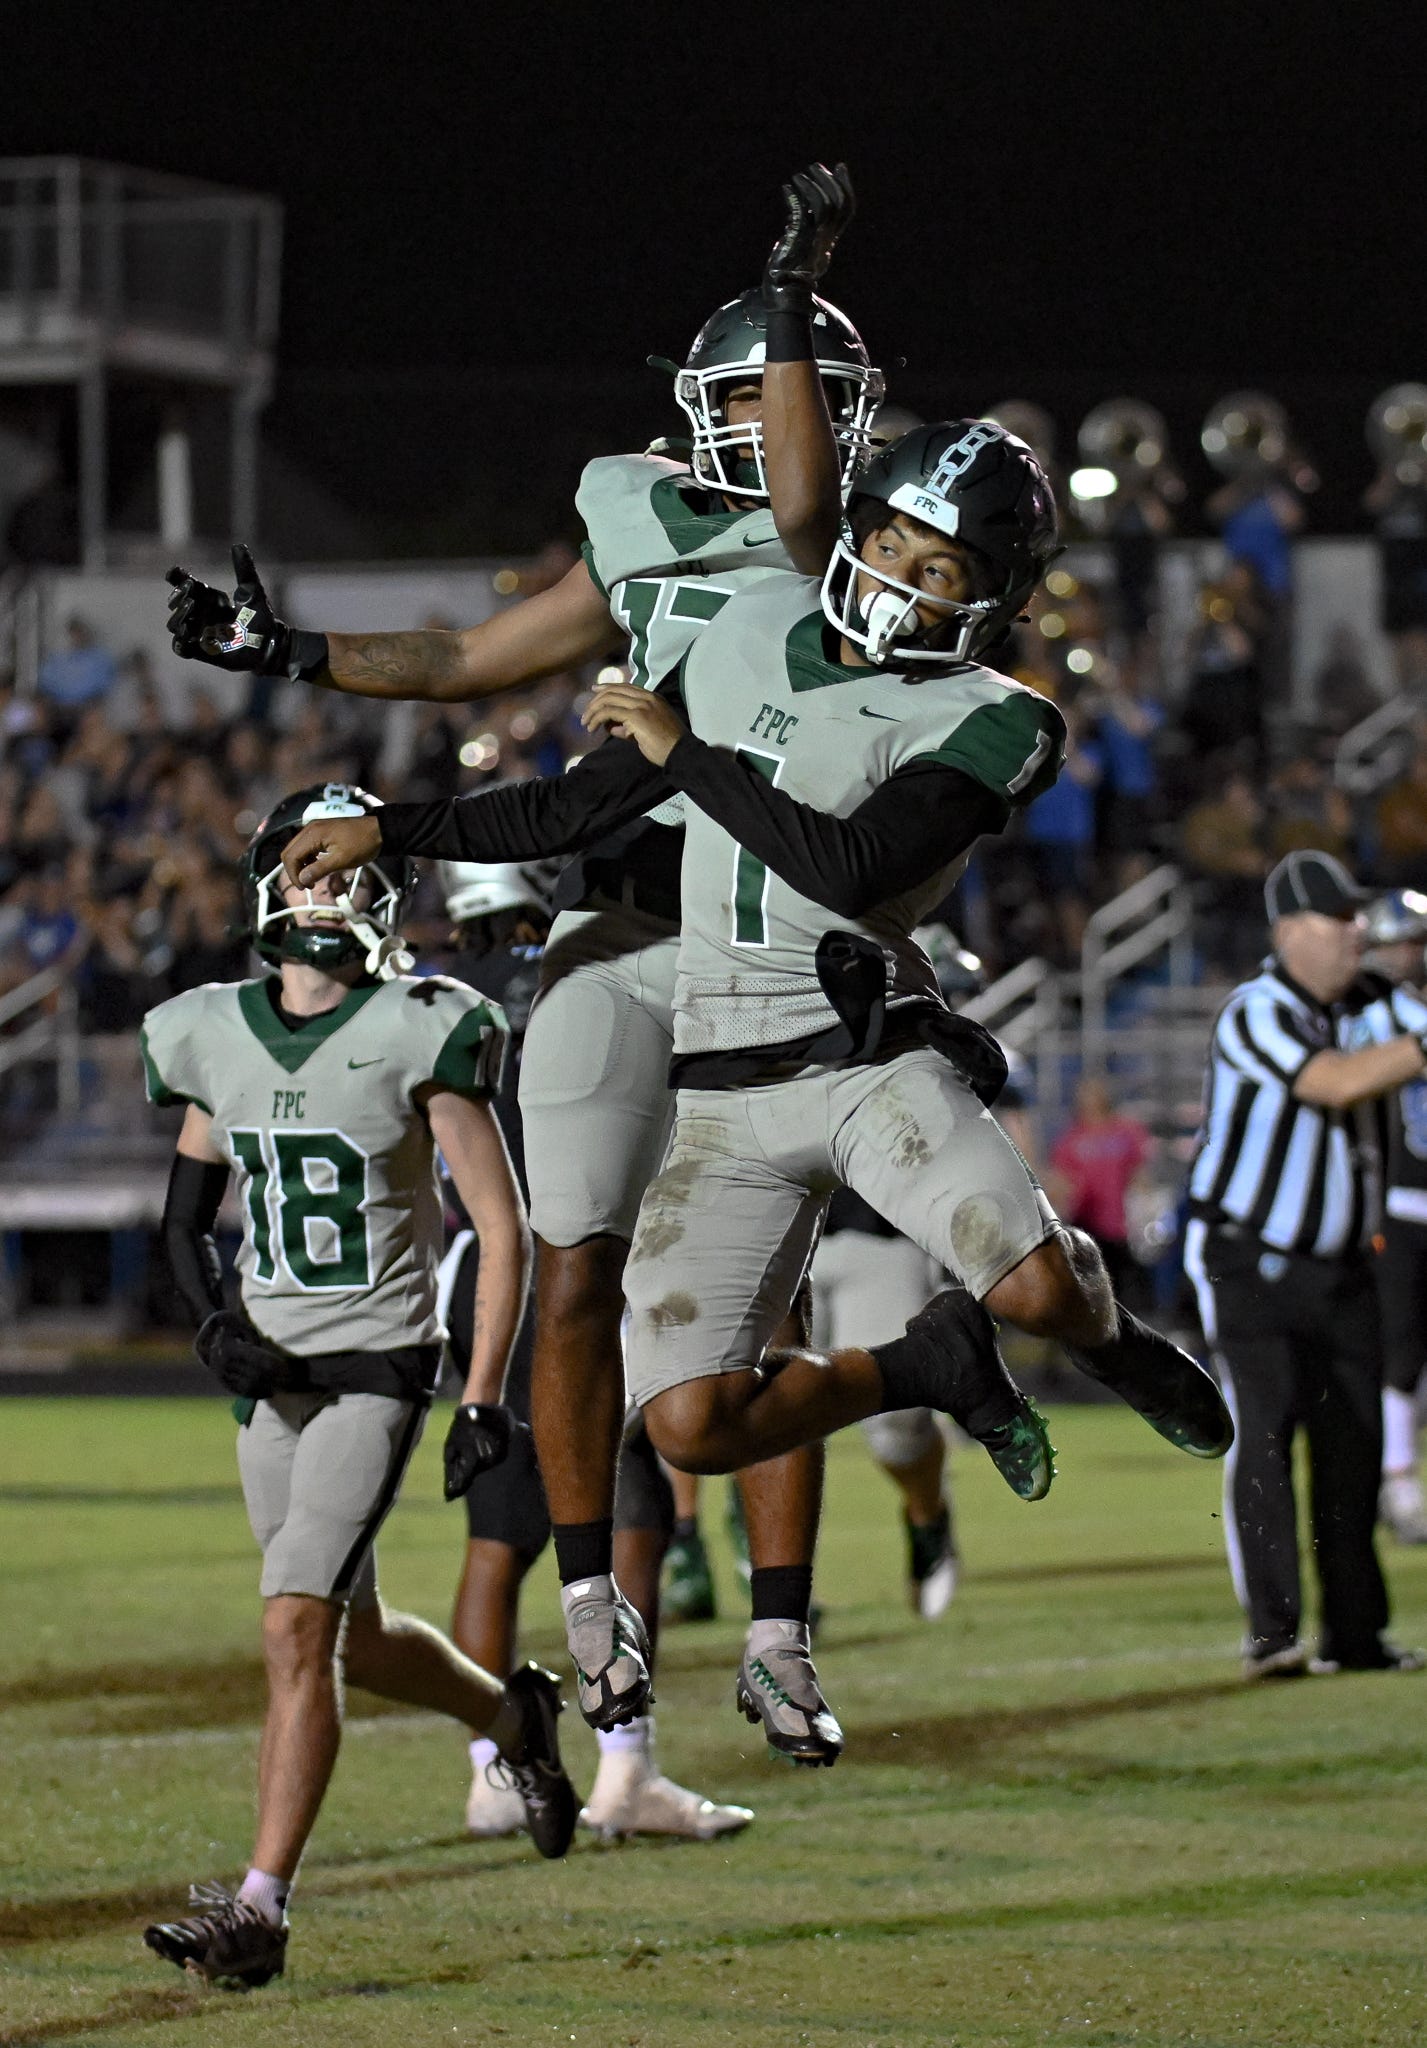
[1383,1387,1418,1475]
[469,1735,499,1774]
[596,1714,651,1756]
[237,1867,290,1926]
[746,1618,808,1658]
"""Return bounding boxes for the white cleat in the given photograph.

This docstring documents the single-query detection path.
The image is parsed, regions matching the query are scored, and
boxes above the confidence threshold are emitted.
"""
[1380,1473,1427,1544]
[465,1759,529,1838]
[579,1745,753,1842]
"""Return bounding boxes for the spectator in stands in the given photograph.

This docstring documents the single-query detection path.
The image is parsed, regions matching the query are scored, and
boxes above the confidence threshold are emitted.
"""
[1048,1077,1155,1305]
[37,616,118,740]
[1090,662,1165,889]
[1266,745,1354,864]
[1179,565,1269,773]
[16,868,85,978]
[1365,457,1427,691]
[1310,622,1384,739]
[1375,736,1427,885]
[1021,702,1104,965]
[1180,765,1270,976]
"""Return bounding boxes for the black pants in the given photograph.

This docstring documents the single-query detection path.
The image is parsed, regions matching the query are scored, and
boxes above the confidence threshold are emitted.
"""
[1376,1215,1427,1397]
[1197,1229,1388,1662]
[446,1233,672,1558]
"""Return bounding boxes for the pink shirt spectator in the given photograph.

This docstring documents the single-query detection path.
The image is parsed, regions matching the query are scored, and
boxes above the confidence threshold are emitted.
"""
[1050,1095,1153,1245]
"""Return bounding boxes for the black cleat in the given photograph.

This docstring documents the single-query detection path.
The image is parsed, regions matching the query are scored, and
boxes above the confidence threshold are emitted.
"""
[492,1661,579,1858]
[735,1623,844,1767]
[1069,1309,1234,1459]
[902,1289,1055,1501]
[144,1883,288,1990]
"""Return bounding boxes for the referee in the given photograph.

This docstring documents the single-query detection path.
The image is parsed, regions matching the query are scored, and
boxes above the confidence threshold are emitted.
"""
[1184,848,1427,1679]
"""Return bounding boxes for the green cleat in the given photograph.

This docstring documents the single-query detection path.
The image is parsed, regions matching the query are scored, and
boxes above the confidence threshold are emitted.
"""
[662,1529,718,1623]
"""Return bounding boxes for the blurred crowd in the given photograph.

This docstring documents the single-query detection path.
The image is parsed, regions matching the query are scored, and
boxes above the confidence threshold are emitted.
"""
[0,557,589,1032]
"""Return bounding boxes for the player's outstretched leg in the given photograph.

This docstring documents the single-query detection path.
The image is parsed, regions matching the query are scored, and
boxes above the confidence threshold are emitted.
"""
[1009,1228,1233,1458]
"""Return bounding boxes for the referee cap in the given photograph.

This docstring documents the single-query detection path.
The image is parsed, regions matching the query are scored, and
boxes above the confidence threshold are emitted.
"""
[1264,848,1368,923]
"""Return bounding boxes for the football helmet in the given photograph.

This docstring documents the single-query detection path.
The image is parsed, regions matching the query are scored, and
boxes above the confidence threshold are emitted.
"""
[1363,889,1427,947]
[821,420,1059,666]
[439,858,558,927]
[242,783,416,978]
[671,289,883,501]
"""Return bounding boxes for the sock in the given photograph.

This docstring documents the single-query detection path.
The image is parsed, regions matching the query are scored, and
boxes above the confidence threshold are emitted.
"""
[749,1563,813,1626]
[469,1735,499,1775]
[1383,1387,1418,1474]
[672,1515,699,1543]
[596,1714,651,1756]
[552,1517,614,1585]
[871,1293,1018,1434]
[486,1686,525,1760]
[237,1868,290,1926]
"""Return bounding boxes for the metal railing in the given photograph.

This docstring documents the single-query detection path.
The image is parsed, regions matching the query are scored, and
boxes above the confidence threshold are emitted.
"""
[1080,863,1195,1076]
[959,956,1070,1135]
[0,963,80,1116]
[1334,692,1421,796]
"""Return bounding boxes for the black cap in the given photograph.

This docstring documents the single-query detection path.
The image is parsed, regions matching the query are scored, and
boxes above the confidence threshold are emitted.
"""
[1264,849,1368,923]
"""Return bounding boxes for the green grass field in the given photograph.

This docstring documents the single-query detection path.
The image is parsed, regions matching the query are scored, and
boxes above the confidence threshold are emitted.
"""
[3,1399,1427,2048]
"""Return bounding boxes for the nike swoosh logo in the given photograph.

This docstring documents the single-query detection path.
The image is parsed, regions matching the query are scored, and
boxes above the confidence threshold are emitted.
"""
[347,1057,382,1069]
[859,707,899,721]
[742,531,772,547]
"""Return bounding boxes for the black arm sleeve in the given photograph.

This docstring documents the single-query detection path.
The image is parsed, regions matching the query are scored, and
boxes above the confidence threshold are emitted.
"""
[664,739,1011,918]
[377,735,675,863]
[161,1154,231,1329]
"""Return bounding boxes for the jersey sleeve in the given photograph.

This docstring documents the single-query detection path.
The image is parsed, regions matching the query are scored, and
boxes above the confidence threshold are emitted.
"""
[139,992,214,1112]
[1391,986,1427,1035]
[1216,990,1321,1085]
[905,688,1067,808]
[411,980,511,1100]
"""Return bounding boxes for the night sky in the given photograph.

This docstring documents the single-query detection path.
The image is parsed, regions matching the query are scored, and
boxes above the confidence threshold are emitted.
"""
[6,3,1427,545]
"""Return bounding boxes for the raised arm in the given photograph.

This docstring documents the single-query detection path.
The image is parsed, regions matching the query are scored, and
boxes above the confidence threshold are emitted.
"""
[760,163,856,575]
[166,545,624,704]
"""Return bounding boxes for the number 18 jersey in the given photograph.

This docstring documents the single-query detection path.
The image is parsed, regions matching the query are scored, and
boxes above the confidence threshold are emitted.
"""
[140,975,507,1356]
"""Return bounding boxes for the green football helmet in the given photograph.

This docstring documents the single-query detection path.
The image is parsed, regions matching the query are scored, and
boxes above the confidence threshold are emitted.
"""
[673,289,884,500]
[241,783,417,977]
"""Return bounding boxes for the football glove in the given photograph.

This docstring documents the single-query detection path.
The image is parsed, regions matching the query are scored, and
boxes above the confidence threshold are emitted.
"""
[443,1402,525,1499]
[166,544,327,679]
[763,161,856,315]
[194,1309,295,1399]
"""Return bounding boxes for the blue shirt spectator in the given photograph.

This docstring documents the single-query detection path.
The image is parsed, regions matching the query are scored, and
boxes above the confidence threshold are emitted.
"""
[1098,693,1163,800]
[1025,733,1103,846]
[38,618,118,710]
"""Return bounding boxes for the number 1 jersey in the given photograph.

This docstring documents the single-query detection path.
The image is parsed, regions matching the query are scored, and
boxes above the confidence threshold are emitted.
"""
[140,975,507,1355]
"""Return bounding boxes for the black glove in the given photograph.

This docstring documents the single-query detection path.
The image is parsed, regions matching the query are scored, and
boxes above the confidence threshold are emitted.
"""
[166,544,328,679]
[763,161,856,315]
[443,1402,525,1499]
[194,1309,294,1399]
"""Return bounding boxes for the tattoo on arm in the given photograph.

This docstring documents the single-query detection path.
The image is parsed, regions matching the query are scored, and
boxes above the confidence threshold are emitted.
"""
[328,631,470,699]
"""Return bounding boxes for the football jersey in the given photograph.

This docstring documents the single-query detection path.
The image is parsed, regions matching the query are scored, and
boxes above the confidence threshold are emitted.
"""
[141,975,507,1355]
[577,452,795,839]
[670,575,1066,1058]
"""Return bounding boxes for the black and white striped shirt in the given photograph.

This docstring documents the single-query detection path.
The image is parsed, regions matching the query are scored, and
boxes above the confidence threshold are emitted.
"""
[1188,959,1386,1257]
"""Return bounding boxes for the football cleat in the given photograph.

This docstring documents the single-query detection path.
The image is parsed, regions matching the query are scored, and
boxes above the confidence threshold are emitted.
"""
[1242,1642,1308,1681]
[902,1289,1055,1500]
[1308,1642,1427,1676]
[489,1662,579,1859]
[465,1754,528,1839]
[1067,1310,1233,1459]
[736,1622,844,1767]
[1380,1473,1427,1544]
[906,1506,959,1620]
[144,1882,288,1990]
[562,1576,654,1731]
[662,1528,718,1623]
[580,1744,753,1842]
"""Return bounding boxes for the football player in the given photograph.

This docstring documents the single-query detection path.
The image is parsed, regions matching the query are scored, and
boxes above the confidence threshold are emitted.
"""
[165,164,874,1753]
[288,420,1236,1763]
[139,785,577,1991]
[436,860,751,1839]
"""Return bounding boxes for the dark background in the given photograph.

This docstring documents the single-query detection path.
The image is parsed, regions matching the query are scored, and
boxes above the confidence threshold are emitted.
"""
[5,1,1425,551]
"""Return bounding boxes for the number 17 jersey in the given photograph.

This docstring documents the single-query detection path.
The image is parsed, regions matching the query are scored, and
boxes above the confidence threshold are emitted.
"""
[140,975,507,1355]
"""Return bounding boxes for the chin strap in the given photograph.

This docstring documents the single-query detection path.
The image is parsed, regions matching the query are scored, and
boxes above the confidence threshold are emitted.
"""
[335,893,415,980]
